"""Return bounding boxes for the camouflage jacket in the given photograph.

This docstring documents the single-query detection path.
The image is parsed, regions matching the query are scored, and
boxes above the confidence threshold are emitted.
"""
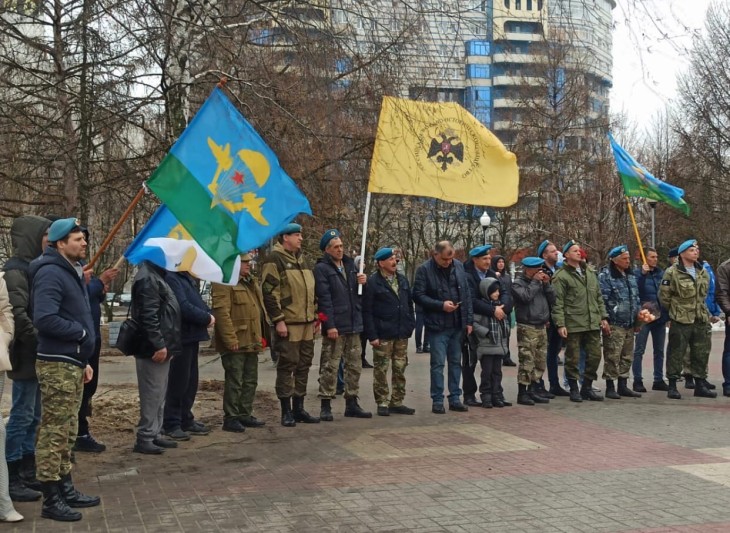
[260,243,316,325]
[659,262,710,325]
[598,263,640,328]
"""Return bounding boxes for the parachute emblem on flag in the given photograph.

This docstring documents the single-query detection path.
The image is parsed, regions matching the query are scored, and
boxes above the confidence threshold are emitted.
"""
[207,138,271,226]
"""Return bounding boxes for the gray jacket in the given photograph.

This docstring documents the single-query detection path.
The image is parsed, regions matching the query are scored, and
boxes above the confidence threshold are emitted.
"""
[472,278,510,357]
[511,272,556,326]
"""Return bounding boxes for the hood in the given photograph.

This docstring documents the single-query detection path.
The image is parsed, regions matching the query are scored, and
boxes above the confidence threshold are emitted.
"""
[492,255,506,275]
[479,276,500,299]
[10,215,51,263]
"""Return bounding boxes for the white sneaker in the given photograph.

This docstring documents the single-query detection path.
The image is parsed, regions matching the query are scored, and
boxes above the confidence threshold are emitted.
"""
[0,509,23,522]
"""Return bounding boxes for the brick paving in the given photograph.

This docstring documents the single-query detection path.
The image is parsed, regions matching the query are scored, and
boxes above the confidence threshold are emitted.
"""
[7,330,730,532]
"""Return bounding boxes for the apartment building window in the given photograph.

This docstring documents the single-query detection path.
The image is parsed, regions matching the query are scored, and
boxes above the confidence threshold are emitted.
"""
[537,0,543,8]
[468,65,490,79]
[331,9,347,25]
[504,0,510,8]
[527,0,532,9]
[467,41,490,56]
[515,0,521,9]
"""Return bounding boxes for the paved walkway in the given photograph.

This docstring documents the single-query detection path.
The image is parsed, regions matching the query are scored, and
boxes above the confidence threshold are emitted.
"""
[7,331,730,532]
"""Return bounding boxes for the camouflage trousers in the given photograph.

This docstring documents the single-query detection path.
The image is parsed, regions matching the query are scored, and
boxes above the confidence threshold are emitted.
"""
[565,330,602,382]
[275,339,314,399]
[667,320,711,380]
[602,325,635,380]
[35,360,84,481]
[516,324,547,386]
[318,333,362,400]
[372,338,409,407]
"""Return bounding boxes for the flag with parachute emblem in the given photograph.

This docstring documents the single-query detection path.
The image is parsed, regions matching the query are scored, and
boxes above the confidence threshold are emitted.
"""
[368,96,519,206]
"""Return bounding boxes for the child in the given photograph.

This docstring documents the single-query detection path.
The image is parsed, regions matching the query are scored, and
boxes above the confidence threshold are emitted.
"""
[472,277,511,408]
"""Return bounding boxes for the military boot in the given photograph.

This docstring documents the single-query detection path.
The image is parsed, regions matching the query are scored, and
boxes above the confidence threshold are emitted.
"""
[7,460,40,502]
[618,377,641,398]
[528,383,549,403]
[580,379,604,401]
[683,374,695,389]
[694,379,718,398]
[604,380,621,399]
[292,397,320,423]
[59,473,100,508]
[319,399,334,422]
[517,384,534,406]
[667,378,682,400]
[568,379,582,403]
[344,397,372,418]
[633,379,647,393]
[40,481,81,522]
[534,382,555,399]
[19,453,42,490]
[279,398,296,427]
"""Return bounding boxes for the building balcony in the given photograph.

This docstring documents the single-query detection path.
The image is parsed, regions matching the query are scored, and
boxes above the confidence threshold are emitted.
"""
[493,97,526,108]
[491,75,544,86]
[464,55,491,65]
[501,32,544,42]
[464,78,491,87]
[492,53,542,64]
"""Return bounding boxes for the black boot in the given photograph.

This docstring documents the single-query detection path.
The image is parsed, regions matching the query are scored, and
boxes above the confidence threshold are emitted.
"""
[502,355,517,367]
[568,379,582,403]
[292,397,320,423]
[684,374,695,389]
[517,384,534,405]
[19,453,42,491]
[40,481,81,522]
[319,399,334,422]
[279,398,296,427]
[605,380,621,400]
[694,379,718,398]
[464,395,481,407]
[344,397,372,418]
[618,377,641,398]
[535,382,555,399]
[59,473,100,508]
[528,383,549,403]
[7,460,40,502]
[667,378,682,399]
[633,379,647,393]
[580,379,604,401]
[549,384,571,397]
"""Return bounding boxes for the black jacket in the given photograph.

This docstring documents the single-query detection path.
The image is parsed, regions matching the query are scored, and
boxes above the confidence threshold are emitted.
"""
[131,261,182,359]
[491,255,514,314]
[165,272,211,345]
[3,215,51,379]
[464,259,497,317]
[362,271,415,341]
[30,247,96,369]
[314,254,363,334]
[413,258,473,331]
[512,273,556,326]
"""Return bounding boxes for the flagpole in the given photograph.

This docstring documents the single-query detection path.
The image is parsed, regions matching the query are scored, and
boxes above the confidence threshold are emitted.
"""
[357,191,372,295]
[86,186,146,270]
[625,197,647,265]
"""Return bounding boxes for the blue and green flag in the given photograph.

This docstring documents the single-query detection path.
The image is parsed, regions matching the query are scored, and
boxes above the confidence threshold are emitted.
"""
[608,133,690,215]
[146,88,312,282]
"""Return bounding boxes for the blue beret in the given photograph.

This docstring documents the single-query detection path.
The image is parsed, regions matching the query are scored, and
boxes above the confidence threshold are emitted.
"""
[536,240,550,258]
[48,217,81,242]
[469,245,492,258]
[521,257,545,268]
[374,247,393,261]
[562,240,578,256]
[608,245,629,259]
[667,247,679,259]
[319,228,341,251]
[678,239,698,254]
[280,223,302,235]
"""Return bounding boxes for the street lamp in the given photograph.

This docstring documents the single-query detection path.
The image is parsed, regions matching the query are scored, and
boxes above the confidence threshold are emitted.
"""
[479,210,491,245]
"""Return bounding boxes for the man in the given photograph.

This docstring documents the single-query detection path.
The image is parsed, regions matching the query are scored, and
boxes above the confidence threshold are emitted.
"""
[462,245,496,407]
[3,215,50,503]
[413,241,473,414]
[130,261,182,455]
[212,253,266,432]
[659,239,715,400]
[261,223,320,427]
[162,271,215,440]
[362,247,416,416]
[315,229,370,420]
[31,218,100,521]
[74,226,119,454]
[631,247,669,392]
[715,255,730,397]
[551,240,609,403]
[512,257,556,405]
[537,240,569,397]
[598,245,642,400]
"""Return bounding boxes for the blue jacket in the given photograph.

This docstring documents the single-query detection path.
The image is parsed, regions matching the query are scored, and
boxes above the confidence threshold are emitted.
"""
[165,272,211,345]
[314,254,363,334]
[634,265,668,323]
[362,270,415,341]
[703,261,722,317]
[30,247,95,368]
[413,257,473,332]
[599,263,640,329]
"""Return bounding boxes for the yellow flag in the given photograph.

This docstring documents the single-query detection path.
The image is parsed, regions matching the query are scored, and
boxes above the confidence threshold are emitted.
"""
[368,96,519,206]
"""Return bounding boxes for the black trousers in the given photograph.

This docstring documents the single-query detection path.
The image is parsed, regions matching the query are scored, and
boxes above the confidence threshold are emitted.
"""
[77,337,101,436]
[163,342,200,431]
[479,354,503,399]
[461,335,479,399]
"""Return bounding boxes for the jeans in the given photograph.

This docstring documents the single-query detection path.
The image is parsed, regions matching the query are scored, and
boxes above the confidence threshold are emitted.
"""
[632,320,666,382]
[429,328,463,405]
[723,324,730,392]
[415,312,429,349]
[5,378,41,462]
[336,357,344,391]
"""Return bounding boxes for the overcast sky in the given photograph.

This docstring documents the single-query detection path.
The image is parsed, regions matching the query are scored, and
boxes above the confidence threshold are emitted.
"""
[610,0,712,132]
